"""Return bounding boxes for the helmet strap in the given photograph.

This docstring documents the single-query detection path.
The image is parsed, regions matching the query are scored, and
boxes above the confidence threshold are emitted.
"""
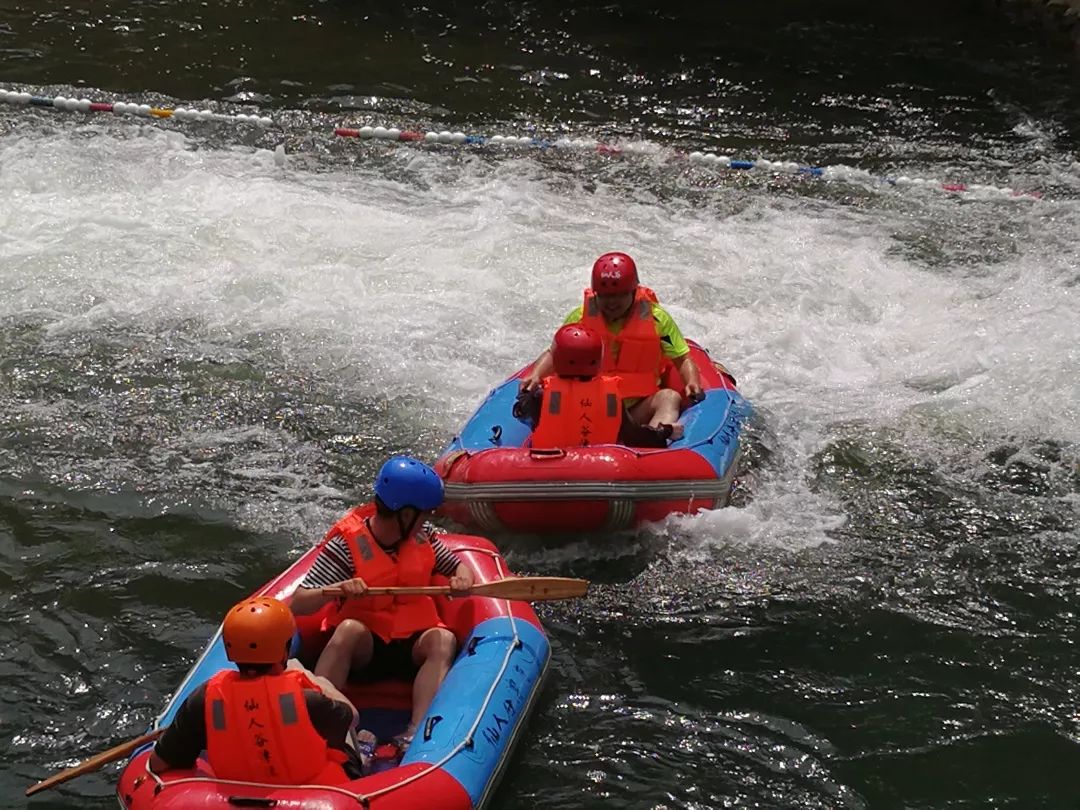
[394,507,421,544]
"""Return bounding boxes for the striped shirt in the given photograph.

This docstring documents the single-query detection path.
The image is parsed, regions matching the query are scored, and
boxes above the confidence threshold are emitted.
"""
[299,522,462,589]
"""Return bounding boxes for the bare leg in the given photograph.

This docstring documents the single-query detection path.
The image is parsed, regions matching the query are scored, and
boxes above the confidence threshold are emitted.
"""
[314,619,374,690]
[408,627,458,731]
[629,389,684,437]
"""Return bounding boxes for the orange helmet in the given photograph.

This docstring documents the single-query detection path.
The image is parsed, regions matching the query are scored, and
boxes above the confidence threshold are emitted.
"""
[222,597,296,665]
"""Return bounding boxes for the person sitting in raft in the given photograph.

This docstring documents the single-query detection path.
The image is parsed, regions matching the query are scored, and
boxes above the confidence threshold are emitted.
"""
[290,456,474,754]
[149,597,369,784]
[514,323,681,446]
[520,251,703,436]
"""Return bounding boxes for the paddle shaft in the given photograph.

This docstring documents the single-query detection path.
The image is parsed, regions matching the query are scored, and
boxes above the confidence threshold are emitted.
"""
[26,727,164,797]
[325,584,458,597]
[321,575,589,601]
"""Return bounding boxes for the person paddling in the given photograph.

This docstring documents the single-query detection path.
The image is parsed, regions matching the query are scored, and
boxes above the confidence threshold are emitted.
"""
[149,597,367,783]
[290,456,474,754]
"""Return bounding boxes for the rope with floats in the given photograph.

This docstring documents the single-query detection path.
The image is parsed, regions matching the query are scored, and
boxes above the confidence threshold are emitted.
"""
[0,88,273,127]
[0,85,1057,201]
[333,125,1046,200]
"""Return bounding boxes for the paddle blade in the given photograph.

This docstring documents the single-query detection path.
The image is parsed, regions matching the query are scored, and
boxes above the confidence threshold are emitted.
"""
[472,576,589,601]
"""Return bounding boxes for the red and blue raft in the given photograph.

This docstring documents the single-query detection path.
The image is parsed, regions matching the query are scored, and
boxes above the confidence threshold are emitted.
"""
[435,341,751,533]
[116,533,549,809]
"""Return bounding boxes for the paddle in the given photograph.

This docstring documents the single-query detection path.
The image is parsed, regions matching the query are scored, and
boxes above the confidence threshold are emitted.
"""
[25,727,164,797]
[321,576,589,602]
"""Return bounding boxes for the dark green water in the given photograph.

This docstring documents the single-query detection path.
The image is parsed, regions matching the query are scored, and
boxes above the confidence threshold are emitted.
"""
[2,1,1080,808]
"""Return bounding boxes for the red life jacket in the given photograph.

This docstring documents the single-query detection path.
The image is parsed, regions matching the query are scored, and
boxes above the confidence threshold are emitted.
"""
[322,503,443,643]
[530,375,622,448]
[204,669,349,785]
[579,286,664,399]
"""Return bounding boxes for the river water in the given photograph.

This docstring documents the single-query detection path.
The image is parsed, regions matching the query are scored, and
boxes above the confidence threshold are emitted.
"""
[2,1,1079,807]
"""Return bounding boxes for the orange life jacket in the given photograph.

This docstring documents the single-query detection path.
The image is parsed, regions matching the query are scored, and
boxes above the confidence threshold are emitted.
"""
[322,503,443,643]
[204,669,349,786]
[579,286,664,399]
[530,375,622,448]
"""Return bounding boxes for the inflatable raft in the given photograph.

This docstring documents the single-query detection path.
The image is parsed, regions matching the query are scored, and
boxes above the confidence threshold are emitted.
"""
[116,533,549,809]
[435,342,751,533]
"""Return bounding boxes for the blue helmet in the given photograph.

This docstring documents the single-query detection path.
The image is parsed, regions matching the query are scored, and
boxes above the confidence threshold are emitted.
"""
[374,456,445,512]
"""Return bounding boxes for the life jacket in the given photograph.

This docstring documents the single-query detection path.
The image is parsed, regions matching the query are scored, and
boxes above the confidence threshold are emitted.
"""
[579,286,664,399]
[322,503,443,643]
[530,375,622,448]
[204,669,349,786]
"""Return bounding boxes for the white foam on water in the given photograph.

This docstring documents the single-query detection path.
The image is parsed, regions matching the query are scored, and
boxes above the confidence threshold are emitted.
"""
[1,122,1077,547]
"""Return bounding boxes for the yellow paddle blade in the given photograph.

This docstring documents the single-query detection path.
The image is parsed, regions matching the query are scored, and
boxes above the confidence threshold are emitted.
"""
[469,576,589,601]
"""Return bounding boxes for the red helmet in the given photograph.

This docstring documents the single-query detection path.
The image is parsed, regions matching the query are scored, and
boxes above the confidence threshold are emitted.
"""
[551,324,603,377]
[590,252,638,295]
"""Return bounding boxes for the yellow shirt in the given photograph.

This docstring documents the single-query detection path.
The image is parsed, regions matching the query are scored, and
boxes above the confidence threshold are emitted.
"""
[563,302,690,361]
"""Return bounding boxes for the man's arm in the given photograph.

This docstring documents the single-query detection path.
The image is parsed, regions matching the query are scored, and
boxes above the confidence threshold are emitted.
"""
[288,660,359,726]
[654,306,702,398]
[521,350,554,392]
[522,307,583,391]
[290,586,330,616]
[303,690,359,757]
[148,687,207,773]
[448,561,476,595]
[289,583,334,613]
[429,533,475,594]
[292,536,364,615]
[672,353,703,399]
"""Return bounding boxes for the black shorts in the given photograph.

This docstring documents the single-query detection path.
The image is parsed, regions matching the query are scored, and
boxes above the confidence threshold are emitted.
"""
[352,631,424,683]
